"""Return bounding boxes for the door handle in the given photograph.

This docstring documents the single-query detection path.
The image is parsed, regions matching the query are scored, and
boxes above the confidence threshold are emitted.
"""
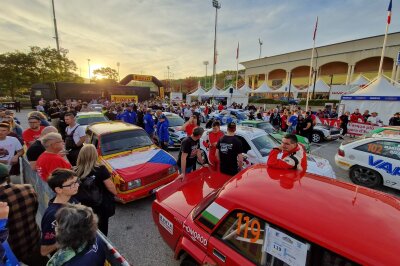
[213,248,226,263]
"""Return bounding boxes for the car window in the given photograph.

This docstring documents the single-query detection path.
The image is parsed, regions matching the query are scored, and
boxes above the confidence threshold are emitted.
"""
[166,115,184,127]
[100,130,153,155]
[76,115,108,125]
[257,123,276,134]
[214,210,359,266]
[251,135,278,157]
[355,140,400,160]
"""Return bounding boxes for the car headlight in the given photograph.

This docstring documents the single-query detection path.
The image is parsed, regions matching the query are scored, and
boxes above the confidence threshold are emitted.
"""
[168,166,177,175]
[127,179,142,189]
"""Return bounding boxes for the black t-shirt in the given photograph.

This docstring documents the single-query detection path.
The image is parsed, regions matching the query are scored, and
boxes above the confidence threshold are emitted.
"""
[217,135,243,176]
[64,235,106,266]
[303,117,314,133]
[26,140,45,161]
[177,137,200,168]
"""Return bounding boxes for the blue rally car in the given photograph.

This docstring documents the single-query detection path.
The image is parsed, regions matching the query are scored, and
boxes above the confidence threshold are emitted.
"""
[209,109,248,125]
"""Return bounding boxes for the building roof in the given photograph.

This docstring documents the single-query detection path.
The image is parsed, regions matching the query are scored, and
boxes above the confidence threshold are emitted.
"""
[216,164,400,265]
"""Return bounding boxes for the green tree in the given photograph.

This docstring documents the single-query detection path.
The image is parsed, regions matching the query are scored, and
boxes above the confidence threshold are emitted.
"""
[93,67,119,82]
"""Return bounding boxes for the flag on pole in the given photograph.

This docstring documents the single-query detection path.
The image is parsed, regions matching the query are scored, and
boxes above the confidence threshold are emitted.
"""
[236,42,239,59]
[387,0,393,24]
[313,16,318,41]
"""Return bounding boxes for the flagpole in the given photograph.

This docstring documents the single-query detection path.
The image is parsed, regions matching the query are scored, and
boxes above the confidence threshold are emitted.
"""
[235,42,239,90]
[306,16,318,111]
[379,0,392,75]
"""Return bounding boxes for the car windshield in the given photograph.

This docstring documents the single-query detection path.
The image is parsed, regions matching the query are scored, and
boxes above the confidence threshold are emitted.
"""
[232,112,247,120]
[256,122,276,133]
[251,134,279,157]
[76,116,107,125]
[100,130,153,155]
[167,115,184,127]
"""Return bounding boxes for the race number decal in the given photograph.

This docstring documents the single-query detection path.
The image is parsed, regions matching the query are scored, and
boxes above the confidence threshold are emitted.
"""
[236,213,261,243]
[367,143,383,154]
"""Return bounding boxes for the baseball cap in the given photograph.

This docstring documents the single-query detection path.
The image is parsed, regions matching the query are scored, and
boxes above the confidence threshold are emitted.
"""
[227,121,236,129]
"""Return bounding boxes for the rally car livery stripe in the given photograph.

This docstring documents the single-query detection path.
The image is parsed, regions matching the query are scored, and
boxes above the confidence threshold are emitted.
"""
[107,149,175,170]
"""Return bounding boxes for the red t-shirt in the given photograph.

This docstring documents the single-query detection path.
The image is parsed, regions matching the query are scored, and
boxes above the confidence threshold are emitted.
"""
[185,123,197,136]
[36,152,72,181]
[22,127,45,148]
[207,131,224,164]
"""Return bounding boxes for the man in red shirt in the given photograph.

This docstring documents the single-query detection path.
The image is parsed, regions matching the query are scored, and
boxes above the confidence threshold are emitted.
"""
[203,121,224,171]
[36,132,71,181]
[350,108,364,123]
[217,103,224,111]
[267,134,307,171]
[22,116,45,148]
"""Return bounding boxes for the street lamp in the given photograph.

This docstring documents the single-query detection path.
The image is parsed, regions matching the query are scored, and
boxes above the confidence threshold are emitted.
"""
[116,62,120,81]
[203,61,209,88]
[258,38,263,59]
[87,59,91,79]
[212,0,221,87]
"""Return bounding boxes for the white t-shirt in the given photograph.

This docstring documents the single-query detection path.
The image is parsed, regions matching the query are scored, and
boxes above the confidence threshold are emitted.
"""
[65,124,86,144]
[0,136,22,163]
[367,116,382,125]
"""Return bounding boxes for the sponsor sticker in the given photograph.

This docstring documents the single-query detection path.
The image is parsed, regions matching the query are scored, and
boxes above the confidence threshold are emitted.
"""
[159,213,173,235]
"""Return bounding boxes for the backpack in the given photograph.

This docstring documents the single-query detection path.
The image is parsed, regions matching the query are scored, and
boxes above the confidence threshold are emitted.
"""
[76,174,103,207]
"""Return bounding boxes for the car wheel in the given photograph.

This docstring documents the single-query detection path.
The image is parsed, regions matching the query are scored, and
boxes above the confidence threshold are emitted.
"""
[197,149,208,165]
[181,256,198,266]
[350,166,383,188]
[311,132,323,143]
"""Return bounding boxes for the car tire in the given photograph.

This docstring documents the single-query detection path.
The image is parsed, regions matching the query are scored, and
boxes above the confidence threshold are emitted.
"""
[311,132,323,143]
[181,256,198,266]
[349,165,383,188]
[197,149,208,165]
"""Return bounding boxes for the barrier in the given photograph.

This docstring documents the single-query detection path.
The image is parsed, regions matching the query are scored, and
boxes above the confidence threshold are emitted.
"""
[21,158,131,266]
[318,118,382,136]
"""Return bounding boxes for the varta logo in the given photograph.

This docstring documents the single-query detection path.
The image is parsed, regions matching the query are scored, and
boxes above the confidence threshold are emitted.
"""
[369,156,400,176]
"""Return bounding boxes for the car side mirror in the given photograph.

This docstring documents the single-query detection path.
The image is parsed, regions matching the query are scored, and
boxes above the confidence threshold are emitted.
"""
[247,150,257,158]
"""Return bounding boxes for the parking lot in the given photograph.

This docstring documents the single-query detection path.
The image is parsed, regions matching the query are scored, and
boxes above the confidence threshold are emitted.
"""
[15,110,400,265]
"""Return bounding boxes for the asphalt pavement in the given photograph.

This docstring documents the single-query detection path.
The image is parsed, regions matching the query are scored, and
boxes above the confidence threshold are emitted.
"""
[15,109,400,266]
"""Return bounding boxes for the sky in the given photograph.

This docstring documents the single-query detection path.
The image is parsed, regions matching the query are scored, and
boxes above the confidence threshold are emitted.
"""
[0,0,398,80]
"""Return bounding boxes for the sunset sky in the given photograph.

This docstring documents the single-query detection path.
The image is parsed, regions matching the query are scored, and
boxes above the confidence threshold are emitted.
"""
[1,0,398,80]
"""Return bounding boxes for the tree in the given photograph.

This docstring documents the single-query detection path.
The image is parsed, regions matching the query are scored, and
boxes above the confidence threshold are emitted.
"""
[93,67,118,82]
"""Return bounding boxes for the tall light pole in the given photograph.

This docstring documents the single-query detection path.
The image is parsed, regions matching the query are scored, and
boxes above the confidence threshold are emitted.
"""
[167,66,170,91]
[258,38,263,59]
[212,0,221,87]
[116,62,120,81]
[203,61,209,88]
[51,0,60,53]
[87,59,91,79]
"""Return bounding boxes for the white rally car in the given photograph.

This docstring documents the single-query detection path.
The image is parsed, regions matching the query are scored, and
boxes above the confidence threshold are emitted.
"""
[200,125,336,178]
[335,132,400,190]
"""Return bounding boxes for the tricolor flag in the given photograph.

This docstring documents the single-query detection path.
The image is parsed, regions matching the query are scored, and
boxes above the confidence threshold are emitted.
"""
[313,16,318,41]
[201,202,228,225]
[387,0,393,24]
[236,42,239,59]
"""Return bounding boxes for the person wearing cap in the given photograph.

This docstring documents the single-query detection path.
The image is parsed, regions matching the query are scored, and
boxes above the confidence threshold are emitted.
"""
[157,114,170,150]
[389,112,400,126]
[367,112,382,126]
[177,127,206,179]
[0,163,48,265]
[267,134,307,171]
[216,122,243,176]
[22,115,45,148]
[26,126,58,170]
[0,123,23,172]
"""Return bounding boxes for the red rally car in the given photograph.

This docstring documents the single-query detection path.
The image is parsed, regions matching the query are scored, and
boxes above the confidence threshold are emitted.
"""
[152,165,400,266]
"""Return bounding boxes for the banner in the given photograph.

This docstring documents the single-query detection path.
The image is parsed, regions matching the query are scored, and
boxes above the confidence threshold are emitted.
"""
[132,74,152,82]
[319,118,341,128]
[170,92,183,102]
[347,122,380,136]
[111,95,138,103]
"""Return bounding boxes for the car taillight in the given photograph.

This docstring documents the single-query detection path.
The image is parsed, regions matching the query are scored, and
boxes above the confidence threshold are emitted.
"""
[338,148,345,157]
[119,182,129,191]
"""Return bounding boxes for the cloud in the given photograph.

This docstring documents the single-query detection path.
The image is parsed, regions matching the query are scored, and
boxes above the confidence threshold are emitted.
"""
[0,0,398,80]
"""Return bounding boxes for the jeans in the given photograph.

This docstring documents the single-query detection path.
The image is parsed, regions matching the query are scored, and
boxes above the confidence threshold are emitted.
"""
[178,165,194,174]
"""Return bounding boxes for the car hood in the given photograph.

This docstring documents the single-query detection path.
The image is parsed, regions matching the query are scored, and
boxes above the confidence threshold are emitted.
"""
[155,168,232,218]
[103,147,176,182]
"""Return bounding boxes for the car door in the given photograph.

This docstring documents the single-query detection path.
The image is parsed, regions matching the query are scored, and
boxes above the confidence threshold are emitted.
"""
[376,140,400,189]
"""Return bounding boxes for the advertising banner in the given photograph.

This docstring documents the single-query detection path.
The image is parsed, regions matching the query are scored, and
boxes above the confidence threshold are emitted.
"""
[111,94,138,103]
[319,118,341,128]
[170,92,183,103]
[347,122,380,136]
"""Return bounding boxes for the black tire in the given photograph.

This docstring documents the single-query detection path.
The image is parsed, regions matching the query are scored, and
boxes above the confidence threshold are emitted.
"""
[311,131,323,143]
[197,149,208,165]
[350,166,383,188]
[181,256,198,266]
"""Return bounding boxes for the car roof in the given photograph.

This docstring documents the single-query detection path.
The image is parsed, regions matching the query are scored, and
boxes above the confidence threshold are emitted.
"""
[218,125,266,139]
[163,112,179,117]
[76,111,103,116]
[87,121,142,135]
[216,165,400,265]
[240,120,266,124]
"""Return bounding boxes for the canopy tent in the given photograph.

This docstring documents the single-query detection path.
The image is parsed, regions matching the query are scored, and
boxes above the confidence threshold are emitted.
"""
[218,85,248,106]
[203,86,221,97]
[186,86,206,103]
[308,78,331,93]
[341,75,400,124]
[273,82,297,93]
[253,82,274,93]
[238,83,252,94]
[350,74,370,86]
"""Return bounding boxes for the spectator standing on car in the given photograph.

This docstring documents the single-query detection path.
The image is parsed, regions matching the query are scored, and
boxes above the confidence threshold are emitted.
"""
[36,132,72,181]
[203,121,224,171]
[41,169,80,257]
[350,109,364,123]
[339,111,350,138]
[216,122,243,176]
[23,115,45,148]
[27,126,58,170]
[0,163,48,265]
[267,134,307,171]
[389,112,400,126]
[269,108,281,130]
[182,115,198,136]
[177,127,206,179]
[47,204,106,266]
[157,114,170,150]
[287,111,298,134]
[144,108,155,138]
[64,112,86,166]
[74,144,117,236]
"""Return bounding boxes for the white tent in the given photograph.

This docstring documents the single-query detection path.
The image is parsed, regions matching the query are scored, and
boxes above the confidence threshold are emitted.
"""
[350,74,370,86]
[309,78,331,93]
[218,85,249,106]
[239,83,252,94]
[203,86,221,97]
[186,86,206,103]
[341,75,400,124]
[253,82,274,93]
[273,82,297,93]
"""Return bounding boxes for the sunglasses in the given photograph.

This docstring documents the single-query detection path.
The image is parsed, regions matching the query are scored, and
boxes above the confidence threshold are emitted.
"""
[61,179,81,188]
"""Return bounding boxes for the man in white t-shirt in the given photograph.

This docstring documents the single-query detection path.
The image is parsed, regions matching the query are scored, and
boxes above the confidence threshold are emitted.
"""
[367,112,382,126]
[0,122,23,171]
[64,112,86,166]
